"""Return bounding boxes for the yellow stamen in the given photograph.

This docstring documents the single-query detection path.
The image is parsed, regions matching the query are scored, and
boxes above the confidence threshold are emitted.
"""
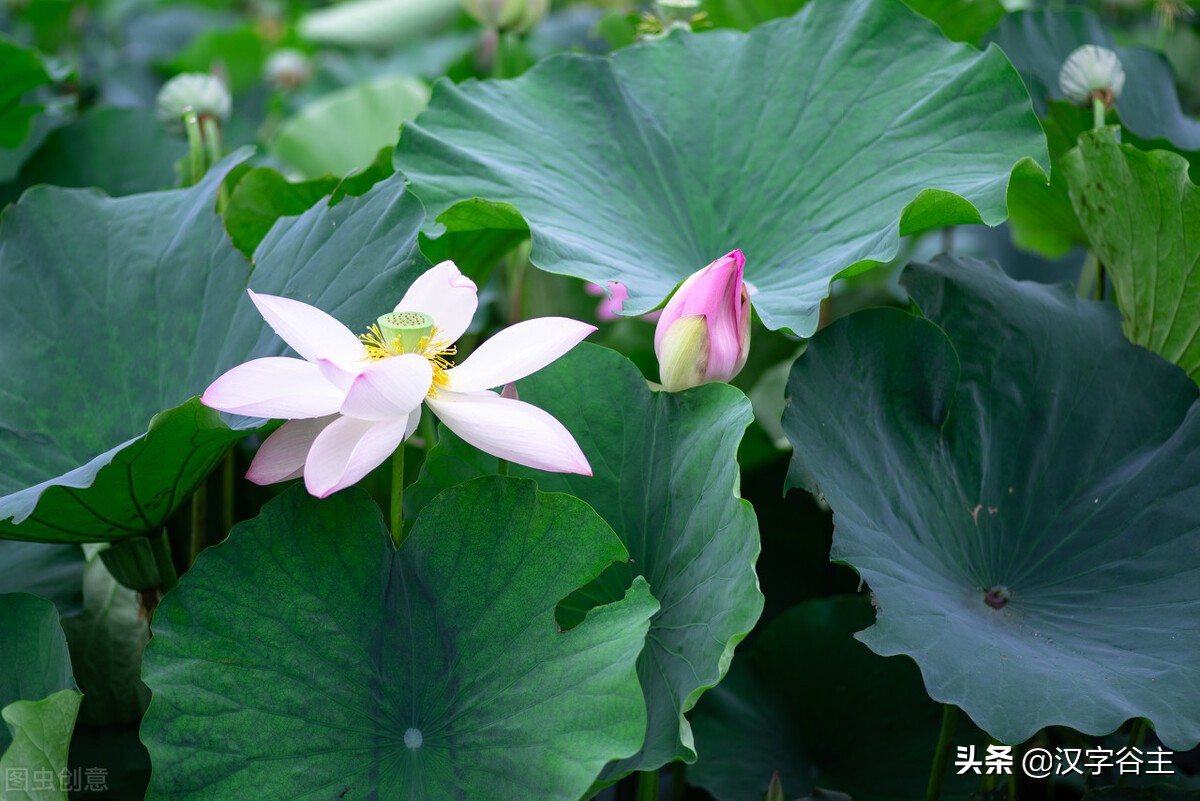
[358,323,457,398]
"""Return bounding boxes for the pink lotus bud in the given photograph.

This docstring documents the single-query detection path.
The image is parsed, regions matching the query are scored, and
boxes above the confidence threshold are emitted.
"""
[653,249,751,392]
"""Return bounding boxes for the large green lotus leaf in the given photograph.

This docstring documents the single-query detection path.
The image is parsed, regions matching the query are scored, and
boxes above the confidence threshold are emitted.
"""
[904,0,1004,44]
[783,255,1200,748]
[991,9,1200,152]
[1063,130,1200,383]
[690,596,984,801]
[394,0,1048,335]
[699,0,1000,42]
[271,74,429,179]
[0,159,429,543]
[0,35,51,149]
[141,480,658,801]
[0,594,81,797]
[13,107,187,196]
[407,343,763,775]
[0,159,252,542]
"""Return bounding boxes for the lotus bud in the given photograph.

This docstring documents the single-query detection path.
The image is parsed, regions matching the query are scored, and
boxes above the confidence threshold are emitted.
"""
[1058,45,1126,108]
[655,0,701,26]
[511,0,547,34]
[155,73,232,133]
[765,771,786,801]
[463,0,545,33]
[265,48,313,91]
[654,249,751,392]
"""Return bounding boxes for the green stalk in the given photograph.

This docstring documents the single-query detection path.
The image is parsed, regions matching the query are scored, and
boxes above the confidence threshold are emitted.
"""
[926,705,958,801]
[1092,96,1106,130]
[494,30,520,79]
[183,109,204,186]
[221,450,235,537]
[189,481,207,566]
[1077,250,1098,299]
[200,115,229,210]
[498,458,509,477]
[421,407,438,454]
[390,446,406,549]
[506,244,530,325]
[153,530,180,592]
[669,762,687,801]
[637,770,659,801]
[1119,719,1148,787]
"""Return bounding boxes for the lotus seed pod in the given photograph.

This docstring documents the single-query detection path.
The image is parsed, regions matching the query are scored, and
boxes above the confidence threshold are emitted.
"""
[462,0,525,31]
[264,48,312,91]
[1058,45,1126,106]
[155,73,232,133]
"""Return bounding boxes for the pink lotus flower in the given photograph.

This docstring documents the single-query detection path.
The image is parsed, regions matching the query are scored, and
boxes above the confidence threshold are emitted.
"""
[203,261,594,497]
[653,249,751,392]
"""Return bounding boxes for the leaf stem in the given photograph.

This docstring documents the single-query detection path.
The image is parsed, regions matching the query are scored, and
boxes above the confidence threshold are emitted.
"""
[390,445,406,549]
[200,115,229,210]
[668,762,687,801]
[421,408,439,454]
[926,704,958,801]
[183,109,204,186]
[506,243,529,325]
[189,481,207,566]
[1077,250,1098,299]
[221,449,235,537]
[1119,719,1149,787]
[636,770,659,801]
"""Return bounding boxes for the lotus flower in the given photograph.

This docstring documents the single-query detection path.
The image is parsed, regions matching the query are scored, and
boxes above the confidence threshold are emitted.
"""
[203,261,594,497]
[1058,45,1126,106]
[155,73,231,132]
[654,250,751,392]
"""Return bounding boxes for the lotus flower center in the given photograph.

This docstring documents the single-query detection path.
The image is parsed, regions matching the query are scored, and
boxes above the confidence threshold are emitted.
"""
[984,585,1011,610]
[378,311,435,353]
[404,727,423,750]
[359,310,457,396]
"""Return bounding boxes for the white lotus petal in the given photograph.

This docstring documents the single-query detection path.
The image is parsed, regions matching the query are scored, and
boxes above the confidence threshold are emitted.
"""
[404,405,423,440]
[426,390,591,475]
[248,290,365,370]
[395,261,477,343]
[303,416,412,498]
[202,357,344,419]
[445,317,596,393]
[246,416,336,484]
[340,354,432,420]
[315,357,359,394]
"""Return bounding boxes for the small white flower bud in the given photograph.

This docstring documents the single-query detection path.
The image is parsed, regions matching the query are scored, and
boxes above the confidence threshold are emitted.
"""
[155,73,232,133]
[264,49,312,91]
[1058,45,1126,106]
